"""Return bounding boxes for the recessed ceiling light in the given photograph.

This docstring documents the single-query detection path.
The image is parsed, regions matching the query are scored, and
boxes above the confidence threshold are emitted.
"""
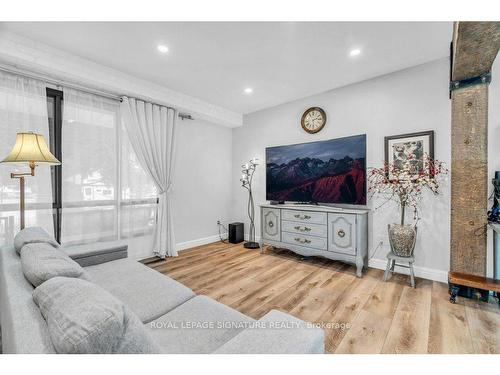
[349,48,361,57]
[243,87,253,94]
[157,45,169,54]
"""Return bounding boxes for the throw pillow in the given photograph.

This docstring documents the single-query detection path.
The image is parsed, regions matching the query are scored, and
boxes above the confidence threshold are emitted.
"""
[33,277,160,354]
[21,243,90,287]
[14,226,60,254]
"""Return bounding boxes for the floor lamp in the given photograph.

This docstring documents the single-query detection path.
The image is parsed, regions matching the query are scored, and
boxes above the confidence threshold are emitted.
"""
[1,132,60,230]
[240,157,260,249]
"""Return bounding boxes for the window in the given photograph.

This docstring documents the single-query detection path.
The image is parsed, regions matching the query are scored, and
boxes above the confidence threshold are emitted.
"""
[58,88,119,245]
[0,72,55,244]
[46,88,157,245]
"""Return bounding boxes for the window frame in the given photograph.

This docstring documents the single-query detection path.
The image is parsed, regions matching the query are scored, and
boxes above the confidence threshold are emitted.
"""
[46,88,63,242]
[45,87,157,244]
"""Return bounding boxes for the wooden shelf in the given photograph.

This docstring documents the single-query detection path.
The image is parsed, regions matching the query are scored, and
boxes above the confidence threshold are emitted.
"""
[449,271,500,292]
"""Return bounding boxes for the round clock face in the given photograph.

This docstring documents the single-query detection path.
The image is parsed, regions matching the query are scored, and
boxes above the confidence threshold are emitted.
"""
[301,107,326,134]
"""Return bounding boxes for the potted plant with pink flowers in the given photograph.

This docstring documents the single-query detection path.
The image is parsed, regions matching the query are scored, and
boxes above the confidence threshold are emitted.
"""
[369,154,448,257]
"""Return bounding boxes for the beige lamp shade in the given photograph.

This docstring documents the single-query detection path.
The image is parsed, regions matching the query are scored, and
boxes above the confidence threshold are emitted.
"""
[1,132,60,165]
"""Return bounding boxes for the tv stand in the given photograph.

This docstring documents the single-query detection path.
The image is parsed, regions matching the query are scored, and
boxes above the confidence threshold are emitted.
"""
[260,204,369,277]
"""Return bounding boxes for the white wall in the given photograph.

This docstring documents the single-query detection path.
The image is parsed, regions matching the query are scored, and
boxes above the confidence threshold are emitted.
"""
[231,58,452,282]
[129,118,232,259]
[487,57,500,278]
[173,119,233,248]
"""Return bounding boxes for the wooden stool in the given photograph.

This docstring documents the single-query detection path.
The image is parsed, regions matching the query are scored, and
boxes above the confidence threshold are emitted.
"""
[383,252,416,288]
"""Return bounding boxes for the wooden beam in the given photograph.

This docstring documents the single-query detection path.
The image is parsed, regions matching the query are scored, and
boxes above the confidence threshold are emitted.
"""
[450,22,500,276]
[451,22,500,81]
[450,84,488,275]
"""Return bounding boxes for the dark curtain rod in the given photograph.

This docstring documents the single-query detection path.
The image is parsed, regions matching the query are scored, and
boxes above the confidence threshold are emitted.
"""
[0,64,194,120]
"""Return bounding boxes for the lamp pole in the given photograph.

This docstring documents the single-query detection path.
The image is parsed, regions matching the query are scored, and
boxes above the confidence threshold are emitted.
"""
[241,158,260,249]
[10,161,35,230]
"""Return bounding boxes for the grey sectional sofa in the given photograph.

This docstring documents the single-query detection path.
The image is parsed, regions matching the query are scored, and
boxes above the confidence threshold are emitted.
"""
[0,235,324,354]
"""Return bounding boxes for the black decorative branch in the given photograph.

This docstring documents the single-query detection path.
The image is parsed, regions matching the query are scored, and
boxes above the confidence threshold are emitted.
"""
[240,158,260,249]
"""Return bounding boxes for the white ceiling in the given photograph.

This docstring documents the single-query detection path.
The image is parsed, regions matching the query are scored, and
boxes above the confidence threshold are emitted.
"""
[0,22,452,114]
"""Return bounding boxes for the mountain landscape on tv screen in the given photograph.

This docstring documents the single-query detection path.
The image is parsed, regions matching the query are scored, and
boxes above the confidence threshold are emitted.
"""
[266,136,366,204]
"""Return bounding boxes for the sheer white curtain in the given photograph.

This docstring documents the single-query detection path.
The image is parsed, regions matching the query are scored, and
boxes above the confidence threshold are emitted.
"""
[120,127,158,239]
[120,97,177,258]
[61,88,120,245]
[61,88,158,248]
[0,71,54,243]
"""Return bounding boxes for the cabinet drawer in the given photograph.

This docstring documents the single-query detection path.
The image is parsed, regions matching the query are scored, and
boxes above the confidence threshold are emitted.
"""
[282,232,327,251]
[327,213,357,255]
[282,220,327,238]
[262,207,281,241]
[282,209,327,225]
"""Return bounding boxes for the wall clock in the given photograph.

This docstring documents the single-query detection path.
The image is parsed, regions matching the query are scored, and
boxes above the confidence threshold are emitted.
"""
[301,107,326,134]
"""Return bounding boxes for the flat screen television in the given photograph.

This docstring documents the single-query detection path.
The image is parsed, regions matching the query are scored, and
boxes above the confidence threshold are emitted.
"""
[266,134,366,205]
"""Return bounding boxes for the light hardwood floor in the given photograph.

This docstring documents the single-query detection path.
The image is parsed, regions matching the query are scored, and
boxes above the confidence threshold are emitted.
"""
[144,242,499,354]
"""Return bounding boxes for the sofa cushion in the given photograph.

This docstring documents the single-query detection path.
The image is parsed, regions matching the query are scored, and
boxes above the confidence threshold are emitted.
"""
[213,309,325,354]
[84,258,195,323]
[147,295,255,354]
[0,245,56,353]
[63,241,128,267]
[33,277,160,354]
[21,243,90,287]
[14,226,60,254]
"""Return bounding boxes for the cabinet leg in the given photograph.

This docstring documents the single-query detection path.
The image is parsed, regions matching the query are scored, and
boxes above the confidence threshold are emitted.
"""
[355,258,363,278]
[356,266,362,278]
[449,285,460,304]
[479,289,490,303]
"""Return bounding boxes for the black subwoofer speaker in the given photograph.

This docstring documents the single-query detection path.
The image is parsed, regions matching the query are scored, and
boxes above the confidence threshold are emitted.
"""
[228,222,244,244]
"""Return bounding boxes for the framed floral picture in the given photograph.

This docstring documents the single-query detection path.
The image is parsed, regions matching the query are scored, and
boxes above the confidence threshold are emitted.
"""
[384,130,434,180]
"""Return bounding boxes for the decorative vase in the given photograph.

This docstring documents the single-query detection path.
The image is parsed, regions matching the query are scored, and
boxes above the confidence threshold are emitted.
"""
[387,224,417,257]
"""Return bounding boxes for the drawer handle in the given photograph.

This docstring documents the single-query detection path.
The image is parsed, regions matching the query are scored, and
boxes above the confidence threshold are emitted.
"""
[293,214,312,220]
[294,226,311,232]
[337,229,346,238]
[294,237,311,244]
[268,221,274,228]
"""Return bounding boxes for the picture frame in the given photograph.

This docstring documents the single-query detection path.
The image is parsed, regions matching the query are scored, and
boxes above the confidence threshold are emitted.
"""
[384,130,435,180]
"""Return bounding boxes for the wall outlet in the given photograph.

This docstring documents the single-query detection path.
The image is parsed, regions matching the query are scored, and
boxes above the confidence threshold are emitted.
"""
[217,220,221,225]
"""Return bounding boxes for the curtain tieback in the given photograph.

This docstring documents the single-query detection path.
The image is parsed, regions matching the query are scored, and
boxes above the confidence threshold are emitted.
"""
[158,183,173,196]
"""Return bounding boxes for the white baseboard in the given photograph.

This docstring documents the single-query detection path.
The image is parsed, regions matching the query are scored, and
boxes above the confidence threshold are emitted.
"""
[134,233,227,261]
[368,257,448,283]
[176,233,227,252]
[176,232,259,252]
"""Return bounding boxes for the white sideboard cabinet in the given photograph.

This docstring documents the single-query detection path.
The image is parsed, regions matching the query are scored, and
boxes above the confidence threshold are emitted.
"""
[260,204,369,277]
